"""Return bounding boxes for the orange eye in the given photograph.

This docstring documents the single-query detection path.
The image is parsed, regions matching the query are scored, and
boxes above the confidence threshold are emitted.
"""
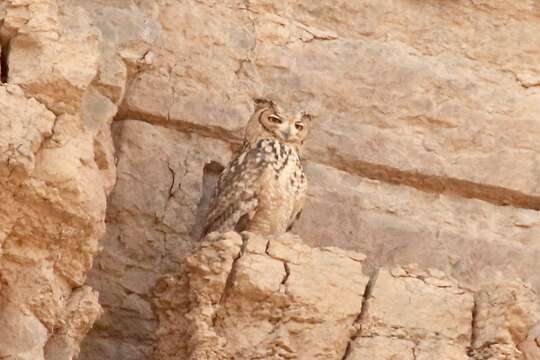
[268,115,282,124]
[295,122,304,131]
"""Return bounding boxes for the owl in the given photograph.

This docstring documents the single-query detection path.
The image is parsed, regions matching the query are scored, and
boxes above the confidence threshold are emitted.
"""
[202,99,310,238]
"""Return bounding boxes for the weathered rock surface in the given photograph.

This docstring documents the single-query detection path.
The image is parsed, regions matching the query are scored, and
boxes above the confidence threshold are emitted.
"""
[3,0,101,115]
[0,0,123,358]
[80,0,540,354]
[107,0,540,208]
[297,162,540,291]
[1,0,539,359]
[471,282,540,360]
[519,323,540,360]
[79,120,231,358]
[153,232,368,359]
[154,233,540,360]
[82,119,540,359]
[348,266,474,360]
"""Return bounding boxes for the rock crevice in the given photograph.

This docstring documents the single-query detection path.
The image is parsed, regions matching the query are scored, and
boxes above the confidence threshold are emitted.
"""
[114,110,540,211]
[0,37,9,83]
[340,268,379,360]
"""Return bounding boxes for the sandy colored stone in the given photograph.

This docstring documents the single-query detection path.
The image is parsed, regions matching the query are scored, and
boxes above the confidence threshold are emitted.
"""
[154,232,370,360]
[278,1,540,87]
[349,337,468,360]
[80,86,119,193]
[80,120,232,358]
[82,119,540,359]
[0,84,108,358]
[0,303,49,360]
[349,337,416,360]
[73,1,163,67]
[0,84,54,177]
[4,1,100,114]
[347,266,473,360]
[103,0,540,208]
[471,281,540,360]
[296,162,540,291]
[0,0,534,359]
[0,0,123,358]
[72,5,540,356]
[94,48,127,106]
[44,287,103,360]
[362,266,473,341]
[518,323,540,360]
[154,234,540,360]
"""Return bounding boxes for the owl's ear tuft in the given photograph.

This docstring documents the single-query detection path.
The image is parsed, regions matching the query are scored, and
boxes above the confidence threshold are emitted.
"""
[254,98,275,111]
[301,112,312,122]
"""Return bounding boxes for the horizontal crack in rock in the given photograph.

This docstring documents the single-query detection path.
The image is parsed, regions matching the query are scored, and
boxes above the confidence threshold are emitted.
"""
[316,150,540,211]
[115,108,242,146]
[114,110,540,211]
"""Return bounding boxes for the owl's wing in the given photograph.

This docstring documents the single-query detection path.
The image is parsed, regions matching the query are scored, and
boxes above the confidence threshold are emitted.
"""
[286,210,302,232]
[286,182,306,231]
[201,147,269,238]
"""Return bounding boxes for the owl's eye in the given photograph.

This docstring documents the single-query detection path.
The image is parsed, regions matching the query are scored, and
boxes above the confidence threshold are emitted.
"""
[268,115,282,124]
[295,122,304,131]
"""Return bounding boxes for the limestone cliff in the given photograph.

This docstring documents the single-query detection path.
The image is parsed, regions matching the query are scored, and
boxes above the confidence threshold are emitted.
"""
[0,0,123,358]
[1,0,540,359]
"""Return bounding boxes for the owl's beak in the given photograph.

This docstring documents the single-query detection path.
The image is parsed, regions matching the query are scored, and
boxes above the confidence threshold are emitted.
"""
[281,126,294,141]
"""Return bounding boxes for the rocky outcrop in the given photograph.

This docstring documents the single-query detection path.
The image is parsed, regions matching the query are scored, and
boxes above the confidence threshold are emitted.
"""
[154,232,369,359]
[0,0,124,358]
[154,232,540,360]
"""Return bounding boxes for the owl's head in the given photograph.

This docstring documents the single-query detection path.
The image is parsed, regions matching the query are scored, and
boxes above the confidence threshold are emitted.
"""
[244,99,311,152]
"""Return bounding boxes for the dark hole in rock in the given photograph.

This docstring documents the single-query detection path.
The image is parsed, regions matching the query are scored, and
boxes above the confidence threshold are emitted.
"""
[190,160,225,240]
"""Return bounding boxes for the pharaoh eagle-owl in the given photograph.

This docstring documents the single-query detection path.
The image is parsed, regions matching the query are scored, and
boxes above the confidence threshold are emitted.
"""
[202,99,310,237]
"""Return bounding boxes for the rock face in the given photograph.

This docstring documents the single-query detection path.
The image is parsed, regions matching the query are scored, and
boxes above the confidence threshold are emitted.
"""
[472,282,540,360]
[154,232,369,359]
[1,0,540,359]
[349,266,474,360]
[0,0,124,358]
[79,120,232,358]
[73,0,540,359]
[154,233,540,360]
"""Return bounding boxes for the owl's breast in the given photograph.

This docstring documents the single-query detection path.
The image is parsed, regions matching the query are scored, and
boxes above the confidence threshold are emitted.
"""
[256,139,307,202]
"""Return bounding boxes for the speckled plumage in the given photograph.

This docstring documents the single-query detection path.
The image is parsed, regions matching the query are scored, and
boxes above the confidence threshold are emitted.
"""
[202,100,310,237]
